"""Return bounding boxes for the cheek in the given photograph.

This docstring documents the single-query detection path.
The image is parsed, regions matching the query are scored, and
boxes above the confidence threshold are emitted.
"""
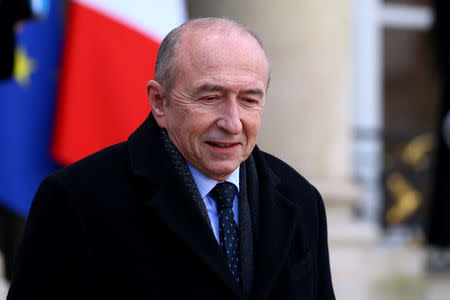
[190,110,217,130]
[244,114,262,141]
[182,114,216,145]
[167,104,206,135]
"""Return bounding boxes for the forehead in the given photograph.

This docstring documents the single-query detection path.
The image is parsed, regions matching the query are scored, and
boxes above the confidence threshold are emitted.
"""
[174,26,269,89]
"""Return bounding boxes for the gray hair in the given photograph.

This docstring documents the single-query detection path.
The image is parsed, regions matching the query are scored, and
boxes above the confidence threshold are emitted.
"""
[154,17,270,91]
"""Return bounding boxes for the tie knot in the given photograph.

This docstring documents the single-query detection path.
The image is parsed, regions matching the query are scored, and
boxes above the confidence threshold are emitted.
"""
[210,182,237,209]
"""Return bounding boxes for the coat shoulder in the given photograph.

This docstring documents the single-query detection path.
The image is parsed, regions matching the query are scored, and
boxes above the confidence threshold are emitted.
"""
[259,151,322,203]
[260,151,315,187]
[51,141,131,189]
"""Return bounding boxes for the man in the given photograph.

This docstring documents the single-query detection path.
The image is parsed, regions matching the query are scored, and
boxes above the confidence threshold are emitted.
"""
[8,18,335,299]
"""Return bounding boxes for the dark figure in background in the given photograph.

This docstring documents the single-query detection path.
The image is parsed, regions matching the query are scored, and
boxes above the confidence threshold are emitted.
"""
[426,0,450,271]
[7,18,335,299]
[0,0,32,79]
[443,112,450,148]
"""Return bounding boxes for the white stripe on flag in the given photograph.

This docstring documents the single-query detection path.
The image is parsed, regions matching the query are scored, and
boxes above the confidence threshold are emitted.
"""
[73,0,187,40]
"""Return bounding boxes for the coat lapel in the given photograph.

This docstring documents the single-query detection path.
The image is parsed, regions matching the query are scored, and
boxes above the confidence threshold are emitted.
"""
[250,148,303,300]
[238,163,254,300]
[128,115,241,298]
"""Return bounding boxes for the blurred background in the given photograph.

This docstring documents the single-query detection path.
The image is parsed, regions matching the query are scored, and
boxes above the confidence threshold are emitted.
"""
[1,0,449,299]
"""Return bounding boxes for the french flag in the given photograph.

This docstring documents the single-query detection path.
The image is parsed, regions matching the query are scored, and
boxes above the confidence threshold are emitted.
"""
[52,0,186,165]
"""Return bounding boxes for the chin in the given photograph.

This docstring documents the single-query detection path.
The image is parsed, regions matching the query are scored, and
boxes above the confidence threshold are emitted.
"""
[208,166,238,180]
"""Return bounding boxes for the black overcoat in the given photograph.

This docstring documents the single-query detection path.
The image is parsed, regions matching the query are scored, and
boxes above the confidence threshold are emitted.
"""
[7,114,335,300]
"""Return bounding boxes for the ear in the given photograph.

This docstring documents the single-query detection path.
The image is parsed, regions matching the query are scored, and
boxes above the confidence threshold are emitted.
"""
[147,80,167,128]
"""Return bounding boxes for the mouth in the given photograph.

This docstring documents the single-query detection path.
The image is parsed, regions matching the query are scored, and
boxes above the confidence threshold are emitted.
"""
[206,141,239,148]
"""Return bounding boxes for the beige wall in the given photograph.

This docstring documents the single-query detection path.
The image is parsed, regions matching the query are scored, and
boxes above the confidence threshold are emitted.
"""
[187,1,354,194]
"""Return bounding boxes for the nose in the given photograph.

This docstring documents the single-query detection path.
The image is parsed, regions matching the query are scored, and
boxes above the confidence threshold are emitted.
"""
[216,98,243,135]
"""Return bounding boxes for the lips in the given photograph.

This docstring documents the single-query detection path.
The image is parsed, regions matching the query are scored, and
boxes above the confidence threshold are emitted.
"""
[206,141,239,148]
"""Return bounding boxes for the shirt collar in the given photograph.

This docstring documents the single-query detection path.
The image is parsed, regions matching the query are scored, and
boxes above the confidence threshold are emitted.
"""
[187,162,240,198]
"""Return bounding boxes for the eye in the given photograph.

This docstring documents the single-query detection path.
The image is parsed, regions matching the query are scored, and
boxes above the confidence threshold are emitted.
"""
[200,95,219,101]
[242,97,258,105]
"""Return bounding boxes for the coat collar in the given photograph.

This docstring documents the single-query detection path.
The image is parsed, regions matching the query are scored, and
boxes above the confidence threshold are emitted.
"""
[128,114,304,299]
[128,113,170,184]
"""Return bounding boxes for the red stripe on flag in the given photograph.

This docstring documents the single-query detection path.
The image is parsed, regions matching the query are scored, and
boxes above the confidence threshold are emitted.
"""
[52,2,159,165]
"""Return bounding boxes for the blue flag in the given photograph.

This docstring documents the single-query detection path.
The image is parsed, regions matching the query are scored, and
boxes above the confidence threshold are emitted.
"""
[0,0,63,217]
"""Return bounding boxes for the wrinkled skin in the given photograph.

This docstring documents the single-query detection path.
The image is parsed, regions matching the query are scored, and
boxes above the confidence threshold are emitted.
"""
[148,26,269,181]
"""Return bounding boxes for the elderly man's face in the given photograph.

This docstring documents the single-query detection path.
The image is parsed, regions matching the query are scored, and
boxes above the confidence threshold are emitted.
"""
[154,28,268,181]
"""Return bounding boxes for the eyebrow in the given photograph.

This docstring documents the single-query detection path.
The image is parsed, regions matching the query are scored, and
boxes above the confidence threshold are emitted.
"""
[196,84,224,93]
[243,89,264,97]
[195,84,264,97]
